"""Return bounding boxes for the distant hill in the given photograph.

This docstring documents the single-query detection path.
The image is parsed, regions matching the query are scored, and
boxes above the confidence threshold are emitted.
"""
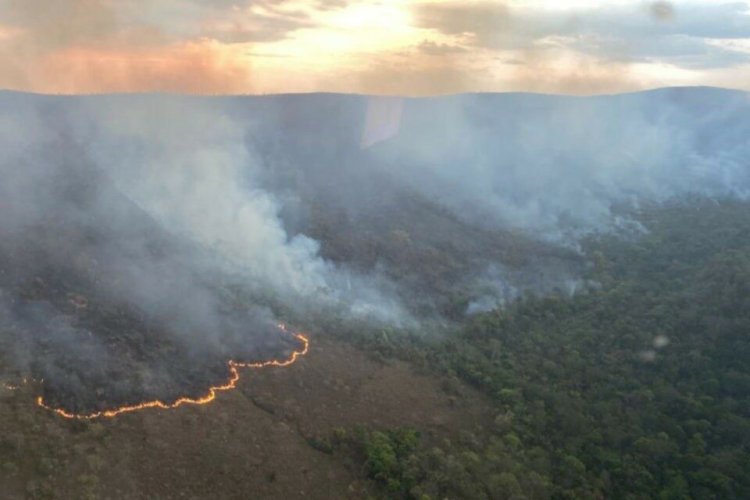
[1,86,748,317]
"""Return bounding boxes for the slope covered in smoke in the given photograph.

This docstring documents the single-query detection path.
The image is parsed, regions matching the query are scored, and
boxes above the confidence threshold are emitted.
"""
[3,87,750,320]
[214,86,750,309]
[370,87,750,240]
[216,87,750,241]
[1,87,749,411]
[0,113,300,412]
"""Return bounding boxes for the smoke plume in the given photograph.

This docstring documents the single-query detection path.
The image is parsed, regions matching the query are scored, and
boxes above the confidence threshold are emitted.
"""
[2,87,749,408]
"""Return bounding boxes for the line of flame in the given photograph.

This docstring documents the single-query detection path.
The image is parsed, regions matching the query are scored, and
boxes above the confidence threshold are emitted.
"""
[3,377,37,391]
[34,327,309,420]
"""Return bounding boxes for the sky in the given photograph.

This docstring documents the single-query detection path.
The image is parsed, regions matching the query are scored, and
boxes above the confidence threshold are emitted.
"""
[1,0,750,95]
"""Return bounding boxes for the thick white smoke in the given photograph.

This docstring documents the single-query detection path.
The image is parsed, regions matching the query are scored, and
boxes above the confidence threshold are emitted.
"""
[371,89,750,242]
[69,96,410,325]
[0,92,415,408]
[80,98,328,296]
[3,87,749,334]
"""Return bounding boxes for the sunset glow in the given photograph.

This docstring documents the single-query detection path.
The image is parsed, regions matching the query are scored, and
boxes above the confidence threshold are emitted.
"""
[1,0,750,95]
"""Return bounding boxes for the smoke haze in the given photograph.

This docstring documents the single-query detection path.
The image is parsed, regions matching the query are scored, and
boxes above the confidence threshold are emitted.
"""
[1,86,749,407]
[369,88,750,240]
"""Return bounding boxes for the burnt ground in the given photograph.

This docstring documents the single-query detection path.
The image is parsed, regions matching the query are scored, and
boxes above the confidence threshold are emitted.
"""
[0,334,495,499]
[0,148,303,415]
[0,109,553,498]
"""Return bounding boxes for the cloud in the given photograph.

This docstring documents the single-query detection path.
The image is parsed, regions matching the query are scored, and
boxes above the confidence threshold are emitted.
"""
[0,40,256,94]
[412,1,750,70]
[2,0,750,95]
[417,40,467,56]
[0,0,120,48]
[0,0,342,93]
[563,32,750,69]
[650,1,675,22]
[0,0,387,94]
[199,1,320,44]
[205,17,313,44]
[414,1,511,36]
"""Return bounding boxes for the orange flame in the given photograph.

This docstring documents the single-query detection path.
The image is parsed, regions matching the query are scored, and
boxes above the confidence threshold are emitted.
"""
[3,377,37,391]
[31,324,309,420]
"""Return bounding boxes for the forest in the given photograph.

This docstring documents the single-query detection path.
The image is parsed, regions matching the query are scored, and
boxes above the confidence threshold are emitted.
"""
[1,90,748,499]
[329,198,750,499]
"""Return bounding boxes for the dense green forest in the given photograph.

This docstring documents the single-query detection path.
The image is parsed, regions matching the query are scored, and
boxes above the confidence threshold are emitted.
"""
[331,199,750,499]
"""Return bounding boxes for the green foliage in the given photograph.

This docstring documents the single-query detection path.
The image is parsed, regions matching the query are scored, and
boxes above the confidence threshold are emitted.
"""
[306,435,334,455]
[342,199,750,499]
[362,428,418,495]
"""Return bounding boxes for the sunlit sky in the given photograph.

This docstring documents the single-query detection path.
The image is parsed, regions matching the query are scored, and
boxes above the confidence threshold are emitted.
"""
[1,0,750,95]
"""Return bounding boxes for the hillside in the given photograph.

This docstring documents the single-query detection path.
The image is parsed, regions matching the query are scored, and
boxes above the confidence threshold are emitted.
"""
[0,88,748,498]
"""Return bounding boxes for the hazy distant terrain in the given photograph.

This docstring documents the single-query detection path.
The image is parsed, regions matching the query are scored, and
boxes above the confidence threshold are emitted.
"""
[0,88,748,498]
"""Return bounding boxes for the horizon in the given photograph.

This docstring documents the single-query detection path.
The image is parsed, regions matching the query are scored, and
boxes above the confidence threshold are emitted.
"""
[1,3,750,497]
[1,84,748,99]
